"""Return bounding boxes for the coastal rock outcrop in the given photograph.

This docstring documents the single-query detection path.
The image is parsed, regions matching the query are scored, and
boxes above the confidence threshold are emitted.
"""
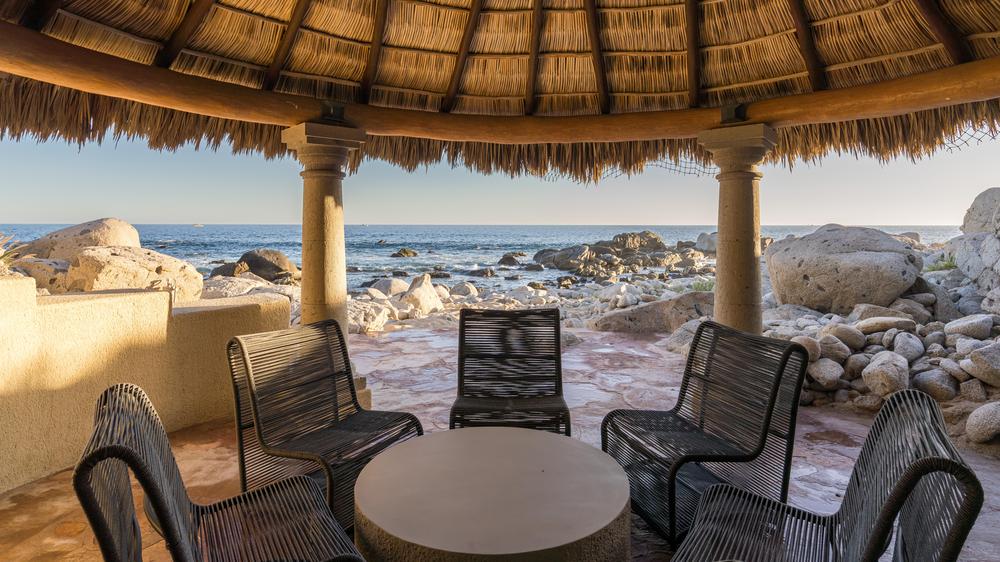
[64,246,203,301]
[532,231,702,280]
[18,218,140,260]
[765,224,923,314]
[399,274,444,316]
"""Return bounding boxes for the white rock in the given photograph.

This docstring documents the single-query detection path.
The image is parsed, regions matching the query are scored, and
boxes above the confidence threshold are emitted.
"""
[450,281,479,298]
[347,300,392,333]
[20,218,140,260]
[765,224,922,314]
[862,351,910,397]
[695,232,718,253]
[11,257,69,292]
[372,277,409,297]
[892,332,925,363]
[808,358,844,390]
[961,187,1000,235]
[966,402,1000,443]
[964,342,1000,387]
[365,287,389,300]
[854,316,917,334]
[944,314,994,340]
[202,275,270,299]
[593,291,713,333]
[64,246,203,302]
[818,323,866,350]
[400,274,444,316]
[434,284,451,301]
[791,335,820,362]
[912,369,959,401]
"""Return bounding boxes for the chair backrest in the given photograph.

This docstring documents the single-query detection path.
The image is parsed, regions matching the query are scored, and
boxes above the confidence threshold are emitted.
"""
[228,320,359,489]
[835,390,984,562]
[73,384,198,562]
[458,307,562,399]
[678,321,808,501]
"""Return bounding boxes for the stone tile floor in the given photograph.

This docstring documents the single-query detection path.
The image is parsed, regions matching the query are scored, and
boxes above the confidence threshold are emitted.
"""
[1,328,997,560]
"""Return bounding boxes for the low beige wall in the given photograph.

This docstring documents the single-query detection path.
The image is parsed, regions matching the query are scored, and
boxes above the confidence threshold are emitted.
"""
[0,276,291,493]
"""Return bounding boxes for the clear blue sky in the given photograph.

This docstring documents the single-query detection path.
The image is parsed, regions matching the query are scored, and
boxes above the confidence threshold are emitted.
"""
[0,136,996,225]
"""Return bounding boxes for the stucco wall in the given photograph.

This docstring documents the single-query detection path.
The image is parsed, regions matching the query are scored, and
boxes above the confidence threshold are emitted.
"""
[0,277,291,493]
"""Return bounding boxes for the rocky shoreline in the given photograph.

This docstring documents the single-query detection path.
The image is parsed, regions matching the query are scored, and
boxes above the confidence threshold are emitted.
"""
[5,189,1000,452]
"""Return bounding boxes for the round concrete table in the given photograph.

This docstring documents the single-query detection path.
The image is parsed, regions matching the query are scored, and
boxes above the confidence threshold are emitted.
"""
[354,427,630,561]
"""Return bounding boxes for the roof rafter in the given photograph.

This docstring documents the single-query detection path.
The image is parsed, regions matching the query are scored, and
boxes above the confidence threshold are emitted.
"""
[583,0,610,114]
[912,0,971,65]
[261,0,313,91]
[19,0,63,30]
[524,0,544,115]
[684,0,700,107]
[360,0,390,104]
[441,0,483,113]
[785,0,826,91]
[155,0,214,68]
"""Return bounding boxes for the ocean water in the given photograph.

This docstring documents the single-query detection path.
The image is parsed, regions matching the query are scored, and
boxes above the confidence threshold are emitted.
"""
[2,224,961,292]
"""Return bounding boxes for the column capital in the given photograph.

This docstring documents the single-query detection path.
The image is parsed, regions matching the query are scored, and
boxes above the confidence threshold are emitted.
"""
[697,123,777,171]
[281,122,367,151]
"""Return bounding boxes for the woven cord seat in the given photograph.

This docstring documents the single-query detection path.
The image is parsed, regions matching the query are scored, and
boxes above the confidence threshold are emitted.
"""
[228,319,423,529]
[73,383,362,562]
[450,307,571,435]
[601,320,808,546]
[674,390,985,562]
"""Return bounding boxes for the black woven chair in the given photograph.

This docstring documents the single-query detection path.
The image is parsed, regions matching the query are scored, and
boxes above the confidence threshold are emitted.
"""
[228,319,423,530]
[674,389,984,562]
[450,307,571,435]
[73,383,362,562]
[601,320,808,546]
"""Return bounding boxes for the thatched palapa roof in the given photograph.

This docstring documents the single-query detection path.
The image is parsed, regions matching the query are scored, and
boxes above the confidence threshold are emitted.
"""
[1,0,1000,180]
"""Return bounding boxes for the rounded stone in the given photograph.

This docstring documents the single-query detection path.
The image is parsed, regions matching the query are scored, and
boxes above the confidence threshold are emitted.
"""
[808,358,845,390]
[912,369,959,401]
[791,335,820,362]
[862,351,910,397]
[966,402,1000,444]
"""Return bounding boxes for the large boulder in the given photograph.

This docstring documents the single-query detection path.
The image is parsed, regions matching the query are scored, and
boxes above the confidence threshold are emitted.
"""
[20,218,140,260]
[348,300,392,333]
[236,249,299,282]
[534,245,594,270]
[695,232,718,254]
[952,232,1000,293]
[593,291,713,333]
[64,246,203,302]
[765,224,923,314]
[11,257,70,292]
[399,274,444,316]
[961,187,1000,235]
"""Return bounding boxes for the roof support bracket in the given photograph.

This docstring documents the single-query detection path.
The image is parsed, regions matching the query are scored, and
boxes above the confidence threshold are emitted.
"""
[720,104,748,125]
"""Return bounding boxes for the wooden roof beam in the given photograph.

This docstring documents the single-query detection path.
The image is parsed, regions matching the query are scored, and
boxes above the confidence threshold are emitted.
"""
[261,0,312,91]
[360,0,390,104]
[524,0,543,115]
[785,0,826,91]
[5,21,1000,144]
[19,0,63,30]
[442,0,483,113]
[685,0,700,107]
[913,0,971,65]
[155,0,214,68]
[584,0,610,114]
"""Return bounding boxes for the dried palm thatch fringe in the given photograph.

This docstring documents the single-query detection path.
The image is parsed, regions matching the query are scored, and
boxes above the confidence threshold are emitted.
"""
[44,11,161,65]
[64,0,188,41]
[2,75,999,183]
[287,29,369,82]
[187,4,285,66]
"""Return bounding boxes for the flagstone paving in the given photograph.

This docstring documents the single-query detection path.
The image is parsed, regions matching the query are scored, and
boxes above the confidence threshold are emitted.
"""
[1,328,996,560]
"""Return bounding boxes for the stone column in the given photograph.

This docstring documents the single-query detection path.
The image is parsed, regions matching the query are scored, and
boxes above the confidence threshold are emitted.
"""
[282,123,366,331]
[697,123,777,335]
